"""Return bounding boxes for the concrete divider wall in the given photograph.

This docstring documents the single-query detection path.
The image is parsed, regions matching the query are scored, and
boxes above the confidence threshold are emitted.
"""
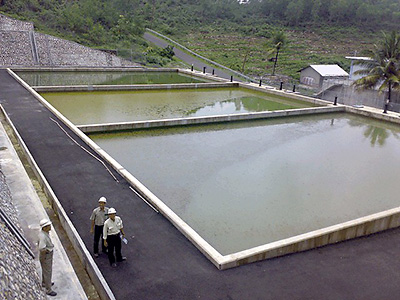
[221,206,400,269]
[78,106,345,134]
[238,81,332,106]
[178,68,227,82]
[344,106,400,124]
[11,67,172,72]
[34,82,237,93]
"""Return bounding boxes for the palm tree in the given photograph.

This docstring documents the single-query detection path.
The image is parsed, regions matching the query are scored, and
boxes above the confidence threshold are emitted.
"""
[269,31,287,76]
[353,31,400,113]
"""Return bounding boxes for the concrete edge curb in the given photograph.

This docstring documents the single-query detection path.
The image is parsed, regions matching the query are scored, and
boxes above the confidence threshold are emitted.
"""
[9,67,152,72]
[78,106,345,133]
[239,82,332,106]
[33,82,237,92]
[344,106,400,124]
[178,68,228,82]
[5,69,116,300]
[220,206,400,269]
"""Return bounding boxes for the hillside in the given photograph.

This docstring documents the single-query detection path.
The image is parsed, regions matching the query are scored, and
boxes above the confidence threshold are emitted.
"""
[175,25,378,80]
[1,0,399,79]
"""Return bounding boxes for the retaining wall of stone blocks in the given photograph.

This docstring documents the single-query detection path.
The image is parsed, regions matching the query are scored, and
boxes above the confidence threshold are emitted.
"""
[0,14,140,68]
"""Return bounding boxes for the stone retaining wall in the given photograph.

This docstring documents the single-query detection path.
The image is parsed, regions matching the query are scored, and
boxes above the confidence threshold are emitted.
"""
[0,168,46,300]
[0,14,140,67]
[0,31,34,66]
[0,14,33,31]
[35,33,132,67]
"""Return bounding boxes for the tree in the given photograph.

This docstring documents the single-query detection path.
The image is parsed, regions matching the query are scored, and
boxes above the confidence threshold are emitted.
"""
[268,31,287,76]
[285,0,305,26]
[353,31,400,113]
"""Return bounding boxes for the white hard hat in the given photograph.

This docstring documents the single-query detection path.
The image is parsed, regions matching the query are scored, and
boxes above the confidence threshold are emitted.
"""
[108,207,117,214]
[98,196,107,203]
[40,218,52,228]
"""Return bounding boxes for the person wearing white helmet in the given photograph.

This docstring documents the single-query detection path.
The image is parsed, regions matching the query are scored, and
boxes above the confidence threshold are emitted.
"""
[90,196,109,258]
[38,218,57,296]
[103,207,126,267]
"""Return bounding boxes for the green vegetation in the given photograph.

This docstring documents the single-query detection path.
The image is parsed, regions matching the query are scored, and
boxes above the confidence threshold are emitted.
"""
[353,31,400,109]
[0,0,176,66]
[1,0,400,78]
[268,31,287,76]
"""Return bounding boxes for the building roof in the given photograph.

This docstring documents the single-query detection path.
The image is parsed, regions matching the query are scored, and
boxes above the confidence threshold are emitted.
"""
[305,65,348,77]
[345,56,373,61]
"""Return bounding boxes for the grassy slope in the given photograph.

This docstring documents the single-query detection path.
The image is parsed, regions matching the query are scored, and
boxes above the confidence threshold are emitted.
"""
[172,25,379,81]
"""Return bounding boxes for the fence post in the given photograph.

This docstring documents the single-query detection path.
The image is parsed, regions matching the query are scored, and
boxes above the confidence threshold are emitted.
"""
[383,99,389,114]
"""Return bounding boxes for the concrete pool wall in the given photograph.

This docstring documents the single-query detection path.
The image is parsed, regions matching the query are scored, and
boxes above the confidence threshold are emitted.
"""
[77,106,345,133]
[17,67,228,92]
[33,82,237,92]
[13,68,239,92]
[7,67,400,270]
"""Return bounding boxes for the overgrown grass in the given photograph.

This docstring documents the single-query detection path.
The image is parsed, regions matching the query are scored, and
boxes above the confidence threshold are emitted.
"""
[168,24,379,80]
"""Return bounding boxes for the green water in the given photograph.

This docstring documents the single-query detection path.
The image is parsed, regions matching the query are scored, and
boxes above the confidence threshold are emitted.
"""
[41,88,318,125]
[17,71,209,86]
[91,113,400,255]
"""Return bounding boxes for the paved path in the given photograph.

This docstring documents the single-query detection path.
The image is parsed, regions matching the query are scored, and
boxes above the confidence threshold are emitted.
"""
[0,116,87,299]
[1,68,400,299]
[144,32,237,81]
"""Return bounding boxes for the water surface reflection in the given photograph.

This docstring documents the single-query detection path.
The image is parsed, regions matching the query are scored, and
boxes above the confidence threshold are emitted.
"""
[91,113,400,254]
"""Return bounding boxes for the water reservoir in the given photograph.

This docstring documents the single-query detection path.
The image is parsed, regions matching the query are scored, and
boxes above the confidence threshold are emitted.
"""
[17,71,210,86]
[41,88,319,125]
[90,113,400,255]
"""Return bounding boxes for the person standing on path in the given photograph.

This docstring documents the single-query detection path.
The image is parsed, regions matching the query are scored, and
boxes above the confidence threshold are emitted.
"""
[103,207,126,267]
[38,218,57,297]
[90,196,109,258]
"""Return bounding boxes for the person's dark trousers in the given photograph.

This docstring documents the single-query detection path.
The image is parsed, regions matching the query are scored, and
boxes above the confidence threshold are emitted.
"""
[107,234,122,265]
[94,225,107,254]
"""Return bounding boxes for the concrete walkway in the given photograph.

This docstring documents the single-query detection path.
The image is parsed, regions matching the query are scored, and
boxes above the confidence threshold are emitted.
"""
[2,68,400,299]
[0,119,87,299]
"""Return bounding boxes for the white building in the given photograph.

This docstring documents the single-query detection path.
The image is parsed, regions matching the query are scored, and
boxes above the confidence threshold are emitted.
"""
[345,56,373,81]
[299,64,349,87]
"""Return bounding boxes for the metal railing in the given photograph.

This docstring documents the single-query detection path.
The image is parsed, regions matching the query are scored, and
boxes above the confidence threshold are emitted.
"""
[317,79,400,113]
[0,207,35,258]
[146,28,259,83]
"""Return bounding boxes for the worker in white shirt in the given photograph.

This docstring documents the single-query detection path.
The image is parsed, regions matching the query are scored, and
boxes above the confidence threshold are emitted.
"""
[90,196,109,257]
[103,207,126,267]
[38,219,57,296]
